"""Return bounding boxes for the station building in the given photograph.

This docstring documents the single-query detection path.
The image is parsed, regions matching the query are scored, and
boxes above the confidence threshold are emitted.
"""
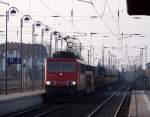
[0,42,47,80]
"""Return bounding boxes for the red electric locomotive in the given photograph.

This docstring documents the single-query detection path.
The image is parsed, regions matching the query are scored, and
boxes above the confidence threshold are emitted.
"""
[45,51,94,95]
[45,51,119,96]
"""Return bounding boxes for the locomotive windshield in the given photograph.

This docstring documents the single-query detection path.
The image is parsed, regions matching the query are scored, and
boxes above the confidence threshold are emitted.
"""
[48,62,76,72]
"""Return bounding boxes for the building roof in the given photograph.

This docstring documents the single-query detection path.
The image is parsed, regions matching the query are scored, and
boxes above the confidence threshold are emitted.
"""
[0,42,48,58]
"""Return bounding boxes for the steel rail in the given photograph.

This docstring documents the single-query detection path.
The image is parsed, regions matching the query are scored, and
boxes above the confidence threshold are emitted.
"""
[87,84,129,117]
[113,84,131,117]
[33,103,72,117]
[6,103,50,117]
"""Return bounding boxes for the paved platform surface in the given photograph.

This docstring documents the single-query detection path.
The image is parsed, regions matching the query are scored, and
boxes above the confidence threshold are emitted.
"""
[128,90,150,117]
[0,90,45,116]
[0,90,45,102]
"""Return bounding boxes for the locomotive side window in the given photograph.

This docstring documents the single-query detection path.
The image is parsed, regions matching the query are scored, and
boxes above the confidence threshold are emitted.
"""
[48,62,76,72]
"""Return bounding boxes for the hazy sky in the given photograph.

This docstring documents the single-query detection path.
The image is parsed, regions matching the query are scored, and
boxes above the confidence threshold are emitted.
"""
[0,0,150,67]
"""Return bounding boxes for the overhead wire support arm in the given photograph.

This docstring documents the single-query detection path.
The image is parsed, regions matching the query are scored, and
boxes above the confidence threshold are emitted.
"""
[89,0,118,40]
[77,0,92,4]
[89,0,127,64]
[39,0,80,34]
[0,1,10,6]
[77,0,119,40]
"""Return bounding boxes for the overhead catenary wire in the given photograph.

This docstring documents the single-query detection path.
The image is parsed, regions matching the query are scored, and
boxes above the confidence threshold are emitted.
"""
[106,0,123,50]
[102,0,107,17]
[39,0,80,34]
[39,0,70,22]
[89,0,120,41]
[90,0,123,53]
[106,0,119,24]
[89,0,129,65]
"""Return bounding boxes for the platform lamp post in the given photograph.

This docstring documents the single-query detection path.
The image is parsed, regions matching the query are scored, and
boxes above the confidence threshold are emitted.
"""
[49,33,53,57]
[32,21,42,90]
[20,15,32,92]
[5,7,18,95]
[32,21,42,43]
[41,26,50,89]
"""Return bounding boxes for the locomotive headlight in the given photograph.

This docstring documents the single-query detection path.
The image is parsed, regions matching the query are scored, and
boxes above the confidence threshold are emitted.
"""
[46,81,50,85]
[72,81,76,85]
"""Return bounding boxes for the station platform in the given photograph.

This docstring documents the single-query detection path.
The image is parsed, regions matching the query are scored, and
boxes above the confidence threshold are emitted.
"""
[0,90,44,102]
[0,90,45,116]
[128,90,150,117]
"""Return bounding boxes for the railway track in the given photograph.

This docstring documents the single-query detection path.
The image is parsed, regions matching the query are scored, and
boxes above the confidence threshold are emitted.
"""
[33,103,72,117]
[5,103,50,117]
[5,82,130,117]
[6,102,72,117]
[87,83,131,117]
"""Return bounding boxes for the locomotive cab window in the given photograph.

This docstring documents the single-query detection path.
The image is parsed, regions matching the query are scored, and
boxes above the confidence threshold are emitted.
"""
[48,62,76,72]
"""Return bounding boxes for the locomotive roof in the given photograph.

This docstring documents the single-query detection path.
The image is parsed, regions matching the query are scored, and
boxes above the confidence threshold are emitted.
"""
[47,51,86,63]
[47,57,86,64]
[53,51,80,59]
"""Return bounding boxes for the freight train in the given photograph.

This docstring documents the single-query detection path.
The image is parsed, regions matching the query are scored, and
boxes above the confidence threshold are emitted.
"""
[45,51,119,96]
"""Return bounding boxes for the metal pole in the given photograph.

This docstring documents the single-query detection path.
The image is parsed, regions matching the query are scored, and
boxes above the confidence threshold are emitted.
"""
[145,46,147,67]
[140,48,144,69]
[56,37,58,52]
[115,55,117,69]
[20,18,23,92]
[88,50,90,65]
[93,47,94,66]
[90,45,92,65]
[49,33,52,57]
[41,29,44,89]
[5,10,8,95]
[79,43,81,57]
[32,24,35,90]
[113,55,116,69]
[145,46,148,89]
[55,35,57,53]
[102,46,104,66]
[61,38,63,51]
[108,51,111,69]
[110,54,113,69]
